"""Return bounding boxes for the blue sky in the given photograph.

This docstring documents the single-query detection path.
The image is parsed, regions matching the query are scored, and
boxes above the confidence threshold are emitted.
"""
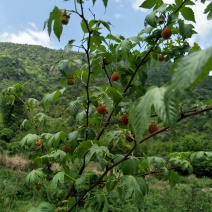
[0,0,212,50]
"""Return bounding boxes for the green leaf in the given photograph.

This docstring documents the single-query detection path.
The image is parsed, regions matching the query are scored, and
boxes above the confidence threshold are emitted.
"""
[25,168,44,185]
[68,131,78,141]
[73,140,94,161]
[81,19,89,33]
[64,40,75,53]
[86,144,113,163]
[68,100,80,117]
[76,110,86,123]
[105,130,125,149]
[48,172,65,197]
[190,42,201,53]
[14,83,25,93]
[92,0,97,6]
[190,151,205,162]
[139,0,156,9]
[20,119,30,130]
[169,156,193,174]
[26,98,39,108]
[40,150,66,161]
[178,20,196,39]
[102,0,108,8]
[27,202,55,212]
[144,4,166,27]
[41,133,53,140]
[204,2,212,20]
[115,39,131,53]
[20,134,40,147]
[98,20,111,32]
[105,87,123,104]
[47,131,67,148]
[130,86,167,141]
[180,7,195,22]
[106,34,121,42]
[145,11,157,27]
[120,159,139,175]
[147,156,166,168]
[38,202,55,212]
[168,170,179,188]
[117,175,148,210]
[34,113,48,125]
[42,88,66,109]
[165,47,212,127]
[47,6,63,41]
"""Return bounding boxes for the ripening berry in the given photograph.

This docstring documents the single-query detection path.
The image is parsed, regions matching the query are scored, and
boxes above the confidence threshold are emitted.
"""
[67,77,75,85]
[161,27,172,40]
[97,184,103,190]
[158,55,165,61]
[36,140,42,146]
[111,72,119,81]
[35,183,42,190]
[61,145,71,153]
[125,131,134,142]
[60,11,70,25]
[121,114,128,125]
[97,105,107,115]
[159,15,165,24]
[148,124,159,134]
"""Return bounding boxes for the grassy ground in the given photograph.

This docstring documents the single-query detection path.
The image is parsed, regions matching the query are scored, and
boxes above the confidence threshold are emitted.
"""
[0,155,212,212]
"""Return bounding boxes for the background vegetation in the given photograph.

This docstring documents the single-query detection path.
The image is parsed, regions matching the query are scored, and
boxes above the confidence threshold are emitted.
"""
[0,42,211,211]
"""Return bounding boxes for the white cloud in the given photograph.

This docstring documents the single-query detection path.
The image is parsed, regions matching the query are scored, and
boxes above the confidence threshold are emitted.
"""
[114,13,122,19]
[130,0,144,11]
[187,2,212,48]
[0,23,53,48]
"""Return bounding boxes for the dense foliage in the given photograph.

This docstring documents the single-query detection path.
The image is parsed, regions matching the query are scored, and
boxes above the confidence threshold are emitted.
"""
[1,0,212,211]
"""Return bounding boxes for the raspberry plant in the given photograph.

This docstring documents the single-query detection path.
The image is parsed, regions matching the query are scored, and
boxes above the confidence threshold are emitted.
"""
[2,0,212,211]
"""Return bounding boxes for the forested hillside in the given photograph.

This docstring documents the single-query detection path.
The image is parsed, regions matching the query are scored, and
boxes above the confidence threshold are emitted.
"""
[0,42,211,155]
[0,41,211,211]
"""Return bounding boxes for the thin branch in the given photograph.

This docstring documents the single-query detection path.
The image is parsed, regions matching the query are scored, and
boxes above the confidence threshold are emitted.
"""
[139,105,212,144]
[78,2,93,139]
[102,58,112,87]
[62,1,93,202]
